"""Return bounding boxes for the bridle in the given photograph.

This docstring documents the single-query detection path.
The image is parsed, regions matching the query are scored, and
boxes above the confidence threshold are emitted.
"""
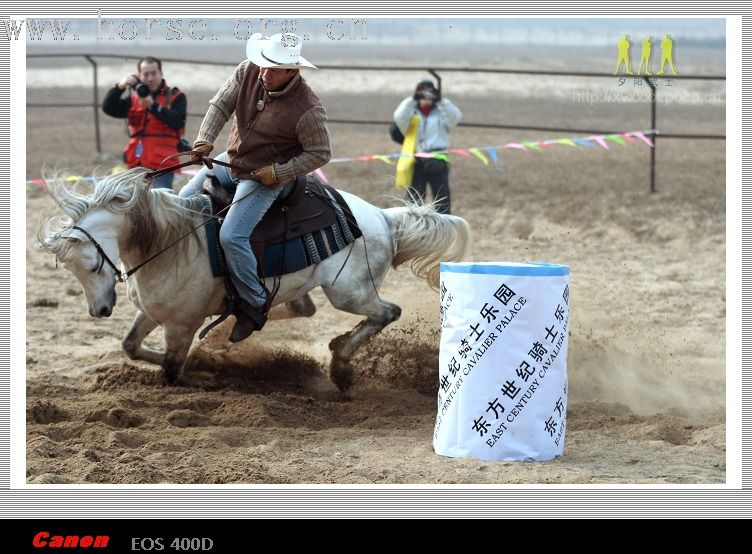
[71,225,125,283]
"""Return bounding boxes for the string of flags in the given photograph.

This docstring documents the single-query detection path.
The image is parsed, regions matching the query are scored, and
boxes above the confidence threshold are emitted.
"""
[26,129,657,190]
[326,129,656,168]
[316,129,656,186]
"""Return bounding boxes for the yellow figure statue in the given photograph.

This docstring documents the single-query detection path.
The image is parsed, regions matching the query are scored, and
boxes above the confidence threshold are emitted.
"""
[657,33,678,75]
[614,33,633,75]
[638,35,653,76]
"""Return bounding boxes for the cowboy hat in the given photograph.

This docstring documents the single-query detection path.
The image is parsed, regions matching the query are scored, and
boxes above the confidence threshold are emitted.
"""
[245,33,317,69]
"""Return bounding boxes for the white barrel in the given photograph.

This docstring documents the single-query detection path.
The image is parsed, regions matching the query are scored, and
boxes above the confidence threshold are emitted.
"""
[434,262,570,461]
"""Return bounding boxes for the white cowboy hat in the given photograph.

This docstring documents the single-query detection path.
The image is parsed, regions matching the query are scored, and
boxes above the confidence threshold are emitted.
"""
[245,33,317,69]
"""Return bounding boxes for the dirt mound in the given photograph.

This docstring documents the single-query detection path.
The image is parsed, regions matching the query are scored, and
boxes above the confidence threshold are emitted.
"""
[27,400,69,424]
[352,322,439,395]
[184,344,329,395]
[92,363,164,391]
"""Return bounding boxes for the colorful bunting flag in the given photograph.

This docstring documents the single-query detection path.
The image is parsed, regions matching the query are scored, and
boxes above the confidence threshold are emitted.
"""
[588,135,610,150]
[573,138,595,147]
[556,139,578,147]
[631,131,655,147]
[485,147,501,170]
[27,130,658,189]
[604,134,627,146]
[468,148,489,165]
[313,167,328,184]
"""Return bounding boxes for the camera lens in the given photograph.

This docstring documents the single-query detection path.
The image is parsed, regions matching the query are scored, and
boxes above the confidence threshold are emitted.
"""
[135,82,150,98]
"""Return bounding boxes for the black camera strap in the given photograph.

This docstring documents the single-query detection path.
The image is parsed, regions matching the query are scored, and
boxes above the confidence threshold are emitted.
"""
[166,87,178,109]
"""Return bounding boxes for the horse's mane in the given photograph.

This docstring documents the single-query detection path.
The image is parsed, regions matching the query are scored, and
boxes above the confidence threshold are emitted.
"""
[38,168,205,263]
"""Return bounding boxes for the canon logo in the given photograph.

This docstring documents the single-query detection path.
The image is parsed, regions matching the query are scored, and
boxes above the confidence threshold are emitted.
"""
[32,532,110,549]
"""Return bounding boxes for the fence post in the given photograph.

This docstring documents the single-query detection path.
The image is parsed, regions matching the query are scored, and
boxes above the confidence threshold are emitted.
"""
[428,69,442,94]
[84,55,102,155]
[645,76,657,193]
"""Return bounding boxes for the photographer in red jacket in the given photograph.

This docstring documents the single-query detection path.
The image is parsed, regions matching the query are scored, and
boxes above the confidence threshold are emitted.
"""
[102,56,187,190]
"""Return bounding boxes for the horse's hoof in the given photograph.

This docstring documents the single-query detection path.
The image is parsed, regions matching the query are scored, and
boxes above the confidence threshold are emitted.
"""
[330,359,353,392]
[329,334,350,353]
[162,366,180,386]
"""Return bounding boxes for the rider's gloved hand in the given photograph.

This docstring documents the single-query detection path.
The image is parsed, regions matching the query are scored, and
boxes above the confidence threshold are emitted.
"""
[190,141,213,163]
[251,164,280,187]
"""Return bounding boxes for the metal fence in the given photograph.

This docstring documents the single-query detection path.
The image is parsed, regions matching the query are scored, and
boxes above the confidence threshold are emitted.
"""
[27,53,726,192]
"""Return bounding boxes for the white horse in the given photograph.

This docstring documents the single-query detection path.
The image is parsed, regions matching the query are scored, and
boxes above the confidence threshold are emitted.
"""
[39,168,469,391]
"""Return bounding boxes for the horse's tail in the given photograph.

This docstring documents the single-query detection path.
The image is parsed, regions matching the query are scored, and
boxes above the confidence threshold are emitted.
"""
[382,203,470,289]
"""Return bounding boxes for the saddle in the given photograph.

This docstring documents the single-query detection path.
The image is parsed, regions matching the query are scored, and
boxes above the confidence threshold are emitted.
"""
[203,173,354,258]
[200,172,362,280]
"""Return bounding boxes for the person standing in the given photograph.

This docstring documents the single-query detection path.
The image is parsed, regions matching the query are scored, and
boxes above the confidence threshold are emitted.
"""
[394,80,461,214]
[190,33,331,342]
[102,56,187,190]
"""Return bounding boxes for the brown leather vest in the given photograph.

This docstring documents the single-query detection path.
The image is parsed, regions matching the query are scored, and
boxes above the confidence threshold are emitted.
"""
[227,64,321,181]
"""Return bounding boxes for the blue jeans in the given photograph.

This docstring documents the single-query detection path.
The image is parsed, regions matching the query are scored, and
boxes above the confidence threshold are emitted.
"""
[219,179,283,309]
[178,166,209,198]
[178,151,233,198]
[152,172,175,191]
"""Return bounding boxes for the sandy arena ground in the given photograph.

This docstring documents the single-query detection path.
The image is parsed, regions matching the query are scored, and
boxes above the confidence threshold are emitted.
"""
[24,45,726,483]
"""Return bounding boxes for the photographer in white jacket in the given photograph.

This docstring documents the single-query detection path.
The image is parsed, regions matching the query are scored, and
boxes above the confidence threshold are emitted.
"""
[394,80,462,214]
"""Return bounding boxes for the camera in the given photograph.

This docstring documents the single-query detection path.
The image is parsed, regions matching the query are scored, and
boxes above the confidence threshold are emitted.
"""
[414,81,440,102]
[132,79,150,98]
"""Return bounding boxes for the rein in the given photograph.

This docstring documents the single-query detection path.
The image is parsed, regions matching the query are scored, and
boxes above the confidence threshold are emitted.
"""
[143,150,239,181]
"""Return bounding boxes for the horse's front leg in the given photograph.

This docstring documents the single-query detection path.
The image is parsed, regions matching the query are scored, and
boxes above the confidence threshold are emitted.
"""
[162,322,201,385]
[122,310,164,365]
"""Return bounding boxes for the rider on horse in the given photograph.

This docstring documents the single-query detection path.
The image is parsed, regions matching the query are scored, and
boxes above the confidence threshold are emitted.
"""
[190,33,331,343]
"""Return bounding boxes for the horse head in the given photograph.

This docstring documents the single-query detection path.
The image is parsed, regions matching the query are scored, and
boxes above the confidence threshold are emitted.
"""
[60,211,123,317]
[38,169,150,318]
